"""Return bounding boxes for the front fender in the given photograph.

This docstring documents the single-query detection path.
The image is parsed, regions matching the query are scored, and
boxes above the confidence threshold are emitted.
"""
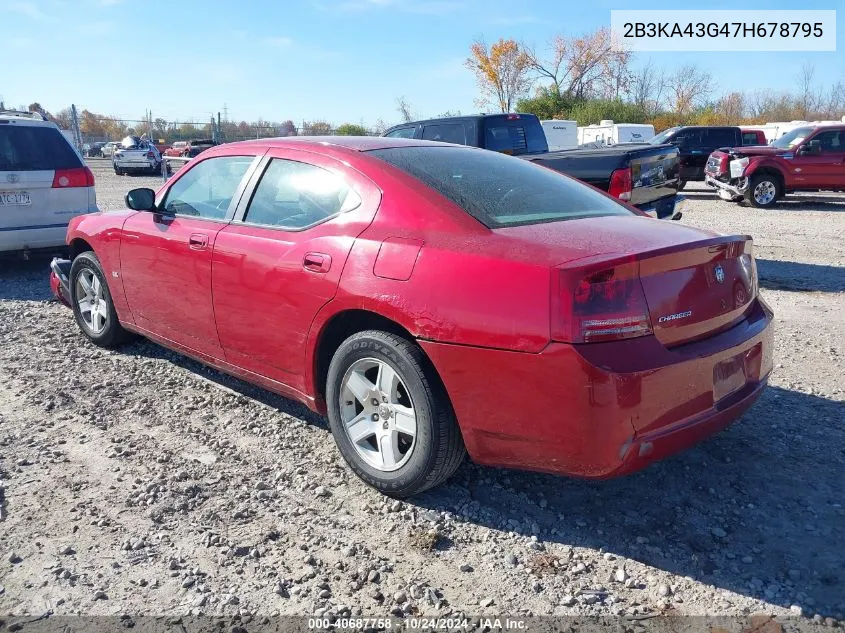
[66,211,137,324]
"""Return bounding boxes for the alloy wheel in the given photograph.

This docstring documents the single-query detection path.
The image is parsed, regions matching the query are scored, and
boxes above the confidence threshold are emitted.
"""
[75,269,108,334]
[339,357,417,472]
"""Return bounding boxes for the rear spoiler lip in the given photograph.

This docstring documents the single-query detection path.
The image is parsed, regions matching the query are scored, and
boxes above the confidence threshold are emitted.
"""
[553,234,753,272]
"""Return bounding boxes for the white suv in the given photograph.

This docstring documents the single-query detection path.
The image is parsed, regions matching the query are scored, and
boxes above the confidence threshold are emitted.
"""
[0,111,97,253]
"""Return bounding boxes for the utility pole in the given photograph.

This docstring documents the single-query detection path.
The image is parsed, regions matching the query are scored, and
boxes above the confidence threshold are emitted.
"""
[217,111,222,142]
[70,104,83,154]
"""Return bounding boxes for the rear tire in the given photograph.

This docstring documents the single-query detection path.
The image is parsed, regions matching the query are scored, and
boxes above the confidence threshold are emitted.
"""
[745,173,781,208]
[325,330,465,498]
[69,251,133,348]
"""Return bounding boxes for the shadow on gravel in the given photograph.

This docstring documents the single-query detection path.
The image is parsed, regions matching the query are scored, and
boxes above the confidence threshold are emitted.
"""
[757,259,845,293]
[415,385,845,618]
[120,338,327,429]
[0,254,57,301]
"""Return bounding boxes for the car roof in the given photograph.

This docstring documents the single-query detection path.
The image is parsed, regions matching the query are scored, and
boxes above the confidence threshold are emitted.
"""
[0,113,58,128]
[225,136,461,153]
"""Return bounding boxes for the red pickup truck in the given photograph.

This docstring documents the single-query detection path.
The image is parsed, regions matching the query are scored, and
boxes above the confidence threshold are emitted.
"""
[705,124,845,208]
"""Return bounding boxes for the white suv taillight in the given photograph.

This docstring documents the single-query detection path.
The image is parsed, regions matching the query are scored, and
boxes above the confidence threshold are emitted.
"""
[52,167,95,188]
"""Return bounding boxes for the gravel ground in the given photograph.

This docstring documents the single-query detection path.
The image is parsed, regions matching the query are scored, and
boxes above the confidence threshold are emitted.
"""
[0,160,843,622]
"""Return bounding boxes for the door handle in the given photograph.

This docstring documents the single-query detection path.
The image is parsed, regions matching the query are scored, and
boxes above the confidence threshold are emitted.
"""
[303,252,331,273]
[188,233,209,250]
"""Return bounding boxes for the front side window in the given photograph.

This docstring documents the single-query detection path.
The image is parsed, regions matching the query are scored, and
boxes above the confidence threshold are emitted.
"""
[369,146,631,228]
[811,129,844,153]
[162,156,254,219]
[243,158,361,230]
[421,124,466,145]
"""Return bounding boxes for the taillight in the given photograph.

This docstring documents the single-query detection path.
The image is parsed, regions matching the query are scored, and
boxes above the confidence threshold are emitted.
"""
[608,167,632,201]
[147,151,155,158]
[551,259,653,344]
[52,167,94,188]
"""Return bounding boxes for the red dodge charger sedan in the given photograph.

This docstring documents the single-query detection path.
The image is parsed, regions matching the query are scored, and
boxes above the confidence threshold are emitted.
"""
[49,137,774,497]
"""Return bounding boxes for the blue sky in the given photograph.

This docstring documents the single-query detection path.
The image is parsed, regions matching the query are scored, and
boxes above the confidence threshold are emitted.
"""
[1,0,842,127]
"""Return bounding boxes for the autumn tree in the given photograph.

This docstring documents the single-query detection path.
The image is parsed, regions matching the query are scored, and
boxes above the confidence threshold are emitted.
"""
[465,38,532,112]
[715,92,746,122]
[666,64,713,115]
[301,120,333,135]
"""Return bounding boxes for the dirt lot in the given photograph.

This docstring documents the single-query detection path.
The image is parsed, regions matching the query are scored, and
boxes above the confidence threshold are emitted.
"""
[1,159,843,622]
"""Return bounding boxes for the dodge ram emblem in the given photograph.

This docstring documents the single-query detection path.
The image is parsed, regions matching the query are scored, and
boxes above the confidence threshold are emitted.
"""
[714,264,725,284]
[6,173,19,184]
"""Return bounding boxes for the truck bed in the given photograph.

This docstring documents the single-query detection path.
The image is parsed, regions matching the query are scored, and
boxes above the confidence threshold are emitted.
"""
[521,144,680,209]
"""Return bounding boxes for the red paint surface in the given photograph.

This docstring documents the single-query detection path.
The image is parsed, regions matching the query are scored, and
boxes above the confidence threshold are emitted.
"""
[55,137,775,479]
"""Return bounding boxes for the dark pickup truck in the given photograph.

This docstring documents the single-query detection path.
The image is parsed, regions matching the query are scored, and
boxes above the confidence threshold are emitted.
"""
[384,113,683,220]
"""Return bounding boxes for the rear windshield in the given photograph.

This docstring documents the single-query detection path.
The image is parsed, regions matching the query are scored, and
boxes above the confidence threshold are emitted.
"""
[0,125,82,171]
[482,116,548,155]
[369,146,631,228]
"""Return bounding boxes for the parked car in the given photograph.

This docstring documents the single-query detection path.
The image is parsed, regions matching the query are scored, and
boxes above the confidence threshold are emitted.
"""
[704,124,845,208]
[48,137,773,497]
[100,141,119,158]
[164,141,188,157]
[384,114,682,220]
[112,135,162,175]
[0,109,97,254]
[647,126,755,187]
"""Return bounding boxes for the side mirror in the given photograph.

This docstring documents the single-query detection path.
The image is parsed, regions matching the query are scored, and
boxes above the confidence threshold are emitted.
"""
[125,188,157,211]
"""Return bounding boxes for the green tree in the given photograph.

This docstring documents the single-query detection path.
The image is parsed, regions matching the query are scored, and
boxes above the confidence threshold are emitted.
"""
[335,123,368,136]
[516,87,572,119]
[567,99,648,126]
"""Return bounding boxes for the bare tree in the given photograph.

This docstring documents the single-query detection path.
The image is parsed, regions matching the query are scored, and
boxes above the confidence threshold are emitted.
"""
[395,96,415,123]
[629,60,666,115]
[715,92,746,122]
[797,62,819,119]
[666,64,713,115]
[465,38,533,112]
[523,28,629,100]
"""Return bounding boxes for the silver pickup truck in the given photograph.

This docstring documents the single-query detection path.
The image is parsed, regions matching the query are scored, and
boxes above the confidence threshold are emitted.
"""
[112,136,162,175]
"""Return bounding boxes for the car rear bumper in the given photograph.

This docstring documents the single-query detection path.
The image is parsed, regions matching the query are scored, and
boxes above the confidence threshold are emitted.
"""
[420,297,774,479]
[113,160,157,169]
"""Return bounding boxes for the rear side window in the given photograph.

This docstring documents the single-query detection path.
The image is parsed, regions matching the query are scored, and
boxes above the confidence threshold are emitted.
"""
[0,125,82,171]
[421,124,466,145]
[243,158,361,230]
[483,117,548,155]
[385,127,416,139]
[369,146,631,228]
[703,128,737,148]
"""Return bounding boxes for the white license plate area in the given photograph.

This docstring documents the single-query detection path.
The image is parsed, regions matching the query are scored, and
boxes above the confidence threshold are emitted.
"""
[0,191,31,206]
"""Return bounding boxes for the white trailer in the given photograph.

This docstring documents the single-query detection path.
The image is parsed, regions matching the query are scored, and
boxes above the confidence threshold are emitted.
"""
[540,119,578,151]
[576,120,655,146]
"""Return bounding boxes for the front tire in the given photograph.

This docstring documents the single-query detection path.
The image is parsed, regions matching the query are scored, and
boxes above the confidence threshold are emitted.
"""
[325,331,465,498]
[69,251,132,348]
[745,174,781,208]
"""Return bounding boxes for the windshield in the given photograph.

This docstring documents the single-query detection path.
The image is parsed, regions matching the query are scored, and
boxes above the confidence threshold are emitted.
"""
[648,127,680,145]
[368,146,632,228]
[771,127,813,149]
